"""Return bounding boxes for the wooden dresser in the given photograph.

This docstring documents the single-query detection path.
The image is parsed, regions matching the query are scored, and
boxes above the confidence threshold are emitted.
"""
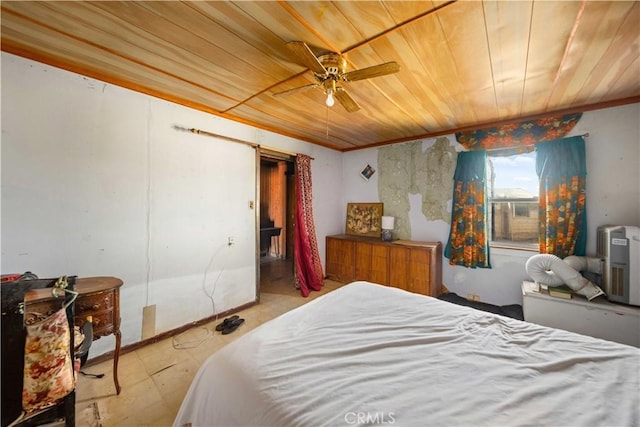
[326,235,443,296]
[26,276,124,394]
[75,276,123,394]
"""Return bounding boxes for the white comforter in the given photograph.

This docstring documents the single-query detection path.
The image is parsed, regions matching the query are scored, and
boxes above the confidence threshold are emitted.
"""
[174,281,640,427]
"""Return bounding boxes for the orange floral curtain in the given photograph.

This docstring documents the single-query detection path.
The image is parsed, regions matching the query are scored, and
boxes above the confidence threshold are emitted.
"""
[456,113,582,156]
[445,151,491,268]
[535,136,587,257]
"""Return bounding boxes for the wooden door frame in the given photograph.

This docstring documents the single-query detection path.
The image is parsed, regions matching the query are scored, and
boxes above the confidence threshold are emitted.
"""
[256,149,296,298]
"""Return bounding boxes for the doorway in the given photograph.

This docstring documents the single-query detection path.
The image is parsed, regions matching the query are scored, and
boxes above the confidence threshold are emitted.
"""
[259,152,296,295]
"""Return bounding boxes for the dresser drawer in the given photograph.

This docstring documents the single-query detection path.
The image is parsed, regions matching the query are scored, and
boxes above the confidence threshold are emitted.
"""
[78,311,115,337]
[74,291,116,338]
[76,291,114,315]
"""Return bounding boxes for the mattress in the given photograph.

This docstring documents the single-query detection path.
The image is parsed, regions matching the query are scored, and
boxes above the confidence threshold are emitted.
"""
[174,281,640,427]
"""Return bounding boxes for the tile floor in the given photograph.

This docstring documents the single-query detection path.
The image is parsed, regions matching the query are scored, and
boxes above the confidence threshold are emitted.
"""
[75,258,344,426]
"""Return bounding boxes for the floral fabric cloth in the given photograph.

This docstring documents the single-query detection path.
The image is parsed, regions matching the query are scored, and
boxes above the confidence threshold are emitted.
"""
[455,113,582,156]
[535,136,588,257]
[445,151,491,268]
[22,307,75,413]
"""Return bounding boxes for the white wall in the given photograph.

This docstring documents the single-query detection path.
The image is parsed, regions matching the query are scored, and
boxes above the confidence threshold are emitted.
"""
[571,104,640,253]
[3,51,637,345]
[1,53,343,357]
[343,103,640,305]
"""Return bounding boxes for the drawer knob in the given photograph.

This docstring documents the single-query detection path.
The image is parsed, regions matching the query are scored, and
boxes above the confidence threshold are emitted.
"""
[92,303,101,310]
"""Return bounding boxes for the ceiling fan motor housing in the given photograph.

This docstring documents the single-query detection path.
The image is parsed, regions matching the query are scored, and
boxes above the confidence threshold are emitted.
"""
[280,41,398,112]
[317,53,347,77]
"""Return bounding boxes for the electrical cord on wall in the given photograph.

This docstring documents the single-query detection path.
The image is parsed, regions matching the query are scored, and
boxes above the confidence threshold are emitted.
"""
[144,102,153,308]
[172,241,231,351]
[202,242,230,316]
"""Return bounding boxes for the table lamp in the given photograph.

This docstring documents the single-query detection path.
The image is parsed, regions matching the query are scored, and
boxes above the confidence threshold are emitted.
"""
[381,216,395,241]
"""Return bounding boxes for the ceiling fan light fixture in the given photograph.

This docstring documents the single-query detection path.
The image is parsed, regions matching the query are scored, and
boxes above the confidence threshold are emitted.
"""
[326,89,335,107]
[325,79,336,107]
[280,42,399,113]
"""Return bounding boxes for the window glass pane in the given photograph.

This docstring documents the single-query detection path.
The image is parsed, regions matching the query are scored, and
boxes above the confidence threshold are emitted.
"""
[514,203,530,217]
[488,152,538,248]
[490,152,537,195]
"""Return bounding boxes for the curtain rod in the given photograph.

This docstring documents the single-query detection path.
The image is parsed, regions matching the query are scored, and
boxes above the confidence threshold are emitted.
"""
[261,145,301,159]
[173,125,313,159]
[173,125,257,149]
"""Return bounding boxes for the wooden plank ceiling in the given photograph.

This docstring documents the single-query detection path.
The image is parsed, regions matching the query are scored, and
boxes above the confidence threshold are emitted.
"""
[2,1,638,151]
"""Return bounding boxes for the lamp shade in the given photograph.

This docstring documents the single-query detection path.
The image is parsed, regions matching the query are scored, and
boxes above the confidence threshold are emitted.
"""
[381,216,395,230]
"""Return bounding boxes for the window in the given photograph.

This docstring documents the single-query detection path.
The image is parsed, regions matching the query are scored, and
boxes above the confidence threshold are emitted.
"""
[514,203,531,217]
[487,152,539,250]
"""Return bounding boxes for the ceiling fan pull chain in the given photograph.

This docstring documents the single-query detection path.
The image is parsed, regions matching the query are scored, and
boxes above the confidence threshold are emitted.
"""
[326,107,329,140]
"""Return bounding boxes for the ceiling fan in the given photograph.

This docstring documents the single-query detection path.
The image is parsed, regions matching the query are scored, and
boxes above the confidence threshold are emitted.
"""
[274,41,400,112]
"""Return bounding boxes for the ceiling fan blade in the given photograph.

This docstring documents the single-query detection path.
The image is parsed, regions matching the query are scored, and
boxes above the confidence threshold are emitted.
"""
[286,41,327,75]
[334,87,360,112]
[343,61,400,82]
[273,83,319,97]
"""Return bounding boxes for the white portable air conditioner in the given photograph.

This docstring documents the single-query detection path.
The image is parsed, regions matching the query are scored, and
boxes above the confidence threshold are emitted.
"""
[597,225,640,306]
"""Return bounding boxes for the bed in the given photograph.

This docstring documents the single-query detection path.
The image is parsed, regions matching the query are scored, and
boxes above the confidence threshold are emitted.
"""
[174,281,640,427]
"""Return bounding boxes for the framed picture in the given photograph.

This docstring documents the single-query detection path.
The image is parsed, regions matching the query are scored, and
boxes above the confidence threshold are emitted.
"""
[345,202,383,237]
[360,164,376,181]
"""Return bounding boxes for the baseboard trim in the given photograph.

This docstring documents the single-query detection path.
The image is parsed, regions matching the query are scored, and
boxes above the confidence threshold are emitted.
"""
[84,299,258,367]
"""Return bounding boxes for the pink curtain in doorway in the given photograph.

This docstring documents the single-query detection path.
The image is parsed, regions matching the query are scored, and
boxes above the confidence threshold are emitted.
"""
[294,154,324,297]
